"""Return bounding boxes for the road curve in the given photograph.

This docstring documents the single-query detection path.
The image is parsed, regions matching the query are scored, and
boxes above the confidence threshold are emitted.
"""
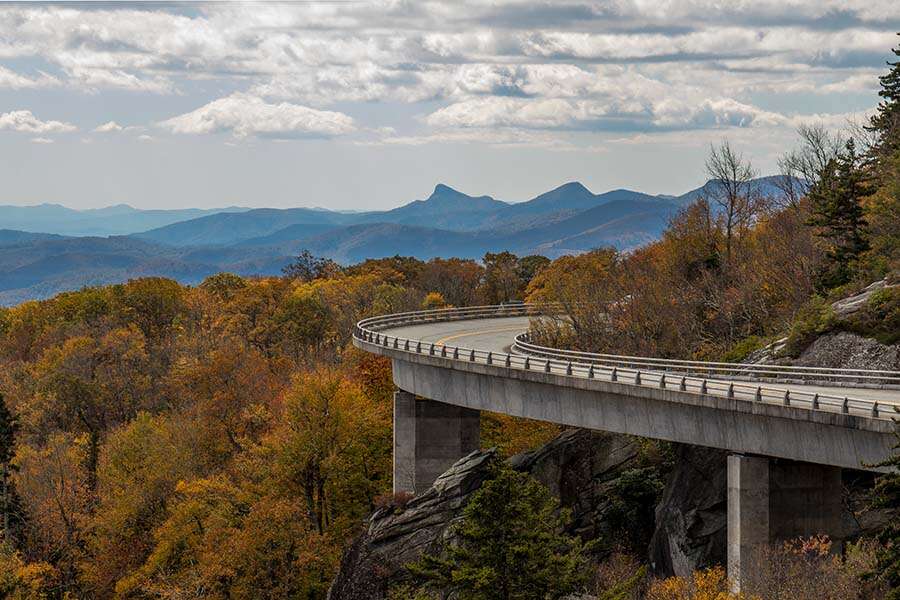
[377,315,900,411]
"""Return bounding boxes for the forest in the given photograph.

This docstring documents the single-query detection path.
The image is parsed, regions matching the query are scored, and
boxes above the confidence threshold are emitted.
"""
[1,36,899,600]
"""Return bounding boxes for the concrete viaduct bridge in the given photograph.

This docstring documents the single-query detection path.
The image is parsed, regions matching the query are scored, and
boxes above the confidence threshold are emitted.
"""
[352,304,900,589]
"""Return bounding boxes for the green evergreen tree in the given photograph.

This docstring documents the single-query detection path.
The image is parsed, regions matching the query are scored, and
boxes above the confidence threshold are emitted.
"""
[868,33,900,164]
[870,432,900,599]
[410,459,589,600]
[0,394,25,548]
[806,139,873,290]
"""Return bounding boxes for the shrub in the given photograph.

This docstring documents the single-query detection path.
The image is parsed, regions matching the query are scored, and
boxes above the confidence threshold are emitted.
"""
[842,286,900,344]
[646,566,746,600]
[782,297,836,356]
[746,535,886,600]
[373,490,415,513]
[722,335,767,363]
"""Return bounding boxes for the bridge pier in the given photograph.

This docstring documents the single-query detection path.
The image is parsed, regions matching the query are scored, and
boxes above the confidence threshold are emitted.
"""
[393,390,480,494]
[728,454,843,592]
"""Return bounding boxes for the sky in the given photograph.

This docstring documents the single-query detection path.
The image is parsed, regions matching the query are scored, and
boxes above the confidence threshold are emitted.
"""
[0,1,897,211]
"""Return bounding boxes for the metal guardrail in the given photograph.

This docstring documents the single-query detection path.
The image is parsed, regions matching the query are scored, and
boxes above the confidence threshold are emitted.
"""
[354,304,900,422]
[514,333,900,388]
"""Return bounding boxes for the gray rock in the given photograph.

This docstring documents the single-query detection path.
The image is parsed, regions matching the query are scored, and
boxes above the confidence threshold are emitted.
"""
[648,446,899,580]
[794,331,899,371]
[511,429,643,543]
[831,277,896,319]
[649,444,728,579]
[328,430,648,599]
[328,449,496,600]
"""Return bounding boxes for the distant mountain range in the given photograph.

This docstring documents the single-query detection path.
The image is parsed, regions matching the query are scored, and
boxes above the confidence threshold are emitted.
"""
[0,176,793,305]
[0,203,250,237]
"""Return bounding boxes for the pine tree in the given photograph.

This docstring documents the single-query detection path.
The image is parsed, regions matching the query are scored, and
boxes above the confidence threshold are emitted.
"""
[806,139,873,290]
[0,394,24,548]
[868,33,900,164]
[410,459,589,600]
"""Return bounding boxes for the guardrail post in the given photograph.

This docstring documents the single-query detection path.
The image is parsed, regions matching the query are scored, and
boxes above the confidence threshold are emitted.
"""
[700,380,707,395]
[812,394,819,410]
[416,341,421,353]
[441,345,447,357]
[429,343,435,355]
[470,349,475,362]
[611,367,617,382]
[505,354,511,367]
[393,338,398,349]
[588,365,595,379]
[453,347,459,359]
[659,374,666,389]
[635,371,642,385]
[679,376,686,391]
[487,352,493,365]
[566,362,573,375]
[842,397,849,414]
[783,390,790,406]
[545,360,551,373]
[727,383,734,398]
[872,402,879,418]
[375,334,380,344]
[524,356,530,369]
[755,386,762,402]
[384,336,389,347]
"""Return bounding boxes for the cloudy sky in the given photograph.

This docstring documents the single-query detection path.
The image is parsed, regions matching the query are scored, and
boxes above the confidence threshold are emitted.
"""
[0,1,897,210]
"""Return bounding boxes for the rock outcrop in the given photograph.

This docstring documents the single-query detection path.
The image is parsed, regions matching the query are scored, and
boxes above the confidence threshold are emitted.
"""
[649,445,728,578]
[328,450,496,600]
[794,331,899,371]
[830,277,897,319]
[329,429,648,599]
[649,448,899,579]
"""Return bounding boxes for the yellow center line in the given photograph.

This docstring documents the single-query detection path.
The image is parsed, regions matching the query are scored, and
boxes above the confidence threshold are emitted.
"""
[435,326,525,346]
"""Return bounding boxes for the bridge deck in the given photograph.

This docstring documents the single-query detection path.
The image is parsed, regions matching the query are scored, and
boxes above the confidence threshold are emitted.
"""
[383,316,900,408]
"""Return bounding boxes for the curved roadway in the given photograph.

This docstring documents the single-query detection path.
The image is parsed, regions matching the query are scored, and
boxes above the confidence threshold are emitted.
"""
[382,315,900,410]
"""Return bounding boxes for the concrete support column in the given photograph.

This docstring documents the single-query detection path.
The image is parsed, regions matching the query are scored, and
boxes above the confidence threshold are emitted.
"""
[393,390,480,495]
[727,454,844,592]
[727,454,770,591]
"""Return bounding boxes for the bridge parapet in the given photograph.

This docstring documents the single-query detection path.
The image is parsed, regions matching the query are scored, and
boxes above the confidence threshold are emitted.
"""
[355,305,900,423]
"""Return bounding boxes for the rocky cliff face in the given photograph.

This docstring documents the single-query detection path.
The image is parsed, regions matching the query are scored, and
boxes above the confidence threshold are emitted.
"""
[649,445,728,578]
[328,450,496,600]
[328,430,649,599]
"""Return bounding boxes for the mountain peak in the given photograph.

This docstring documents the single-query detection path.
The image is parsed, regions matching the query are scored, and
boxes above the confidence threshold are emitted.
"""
[554,181,591,193]
[427,183,469,201]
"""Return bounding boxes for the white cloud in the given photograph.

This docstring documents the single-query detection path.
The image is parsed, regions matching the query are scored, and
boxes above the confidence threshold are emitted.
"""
[160,93,356,139]
[0,1,895,142]
[0,110,76,134]
[0,65,59,89]
[137,134,154,142]
[425,94,784,132]
[30,137,53,144]
[94,120,124,133]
